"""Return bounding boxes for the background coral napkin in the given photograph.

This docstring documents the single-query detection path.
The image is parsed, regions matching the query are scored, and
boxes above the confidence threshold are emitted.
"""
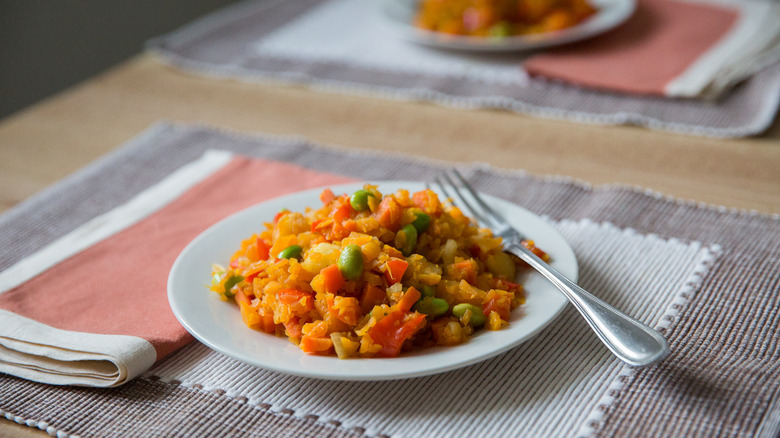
[525,0,734,97]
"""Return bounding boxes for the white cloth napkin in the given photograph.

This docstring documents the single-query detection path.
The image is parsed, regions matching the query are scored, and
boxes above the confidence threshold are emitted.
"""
[0,311,156,387]
[690,0,780,98]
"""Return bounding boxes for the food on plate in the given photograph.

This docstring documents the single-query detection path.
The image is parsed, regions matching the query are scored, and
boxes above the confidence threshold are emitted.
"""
[414,0,597,37]
[209,185,548,358]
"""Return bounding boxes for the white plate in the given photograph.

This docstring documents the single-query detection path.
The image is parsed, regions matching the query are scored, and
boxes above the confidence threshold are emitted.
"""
[168,181,576,380]
[379,0,636,52]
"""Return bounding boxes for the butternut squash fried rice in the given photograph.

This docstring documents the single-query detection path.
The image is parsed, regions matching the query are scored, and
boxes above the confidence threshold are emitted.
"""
[210,185,547,358]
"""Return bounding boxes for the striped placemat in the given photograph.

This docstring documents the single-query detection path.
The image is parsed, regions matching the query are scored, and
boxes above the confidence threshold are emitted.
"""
[1,122,779,437]
[146,0,780,138]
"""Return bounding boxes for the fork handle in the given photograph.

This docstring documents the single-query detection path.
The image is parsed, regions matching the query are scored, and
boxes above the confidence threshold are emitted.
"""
[507,243,670,367]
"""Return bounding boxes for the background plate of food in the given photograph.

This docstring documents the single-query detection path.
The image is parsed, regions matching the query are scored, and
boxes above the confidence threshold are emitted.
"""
[379,0,636,52]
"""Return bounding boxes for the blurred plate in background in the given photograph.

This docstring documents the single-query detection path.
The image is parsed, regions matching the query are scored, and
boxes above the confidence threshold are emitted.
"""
[379,0,636,52]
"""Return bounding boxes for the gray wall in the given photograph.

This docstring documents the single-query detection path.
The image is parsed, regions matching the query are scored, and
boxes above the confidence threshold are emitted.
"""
[0,0,239,119]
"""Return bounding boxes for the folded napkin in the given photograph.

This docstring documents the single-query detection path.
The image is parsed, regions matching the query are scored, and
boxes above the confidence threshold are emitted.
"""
[524,0,780,99]
[0,149,352,387]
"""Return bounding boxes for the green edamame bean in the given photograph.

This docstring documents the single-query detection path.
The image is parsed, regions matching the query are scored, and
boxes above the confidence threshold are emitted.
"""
[488,22,511,38]
[222,274,244,297]
[451,303,469,318]
[411,211,431,232]
[452,303,486,327]
[413,297,449,316]
[278,245,303,260]
[350,189,375,211]
[419,284,436,298]
[338,244,364,280]
[399,224,418,256]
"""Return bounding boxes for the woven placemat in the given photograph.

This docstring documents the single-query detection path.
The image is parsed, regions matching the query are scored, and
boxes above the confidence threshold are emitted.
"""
[1,122,779,437]
[146,0,780,138]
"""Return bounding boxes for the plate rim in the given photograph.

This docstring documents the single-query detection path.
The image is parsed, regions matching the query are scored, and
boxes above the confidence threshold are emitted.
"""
[167,181,576,380]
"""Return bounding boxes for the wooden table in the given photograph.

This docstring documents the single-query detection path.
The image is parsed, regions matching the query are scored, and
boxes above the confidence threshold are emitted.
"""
[3,53,780,216]
[0,53,779,436]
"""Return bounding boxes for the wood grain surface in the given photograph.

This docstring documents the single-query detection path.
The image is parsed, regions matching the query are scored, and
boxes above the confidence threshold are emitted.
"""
[2,54,779,215]
[1,52,779,436]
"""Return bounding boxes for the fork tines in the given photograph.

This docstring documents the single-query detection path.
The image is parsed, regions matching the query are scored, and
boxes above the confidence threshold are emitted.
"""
[433,169,500,230]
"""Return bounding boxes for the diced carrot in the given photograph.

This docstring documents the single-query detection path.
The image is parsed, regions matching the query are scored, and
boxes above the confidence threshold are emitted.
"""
[482,290,512,321]
[300,335,334,354]
[412,190,429,209]
[273,210,289,224]
[342,219,359,234]
[367,311,426,357]
[332,197,353,222]
[492,278,522,293]
[374,196,403,229]
[258,309,276,334]
[235,289,261,330]
[321,264,346,294]
[360,283,386,314]
[284,317,303,339]
[320,188,336,205]
[302,320,329,338]
[277,289,311,305]
[312,235,328,245]
[412,189,442,215]
[327,220,350,241]
[327,295,361,326]
[452,260,478,285]
[277,289,314,314]
[385,246,403,259]
[245,242,260,262]
[244,265,264,284]
[310,218,324,233]
[269,235,298,262]
[393,189,412,207]
[384,259,408,285]
[397,286,421,313]
[235,288,252,306]
[256,237,271,260]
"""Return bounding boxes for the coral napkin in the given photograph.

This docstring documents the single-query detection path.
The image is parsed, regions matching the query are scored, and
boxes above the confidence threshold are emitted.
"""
[0,150,351,387]
[524,0,780,98]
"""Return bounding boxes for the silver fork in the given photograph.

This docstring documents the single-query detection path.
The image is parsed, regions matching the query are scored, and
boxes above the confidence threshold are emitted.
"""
[434,170,670,367]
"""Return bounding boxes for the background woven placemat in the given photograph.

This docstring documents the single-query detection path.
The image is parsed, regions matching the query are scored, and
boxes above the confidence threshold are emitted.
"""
[146,0,780,138]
